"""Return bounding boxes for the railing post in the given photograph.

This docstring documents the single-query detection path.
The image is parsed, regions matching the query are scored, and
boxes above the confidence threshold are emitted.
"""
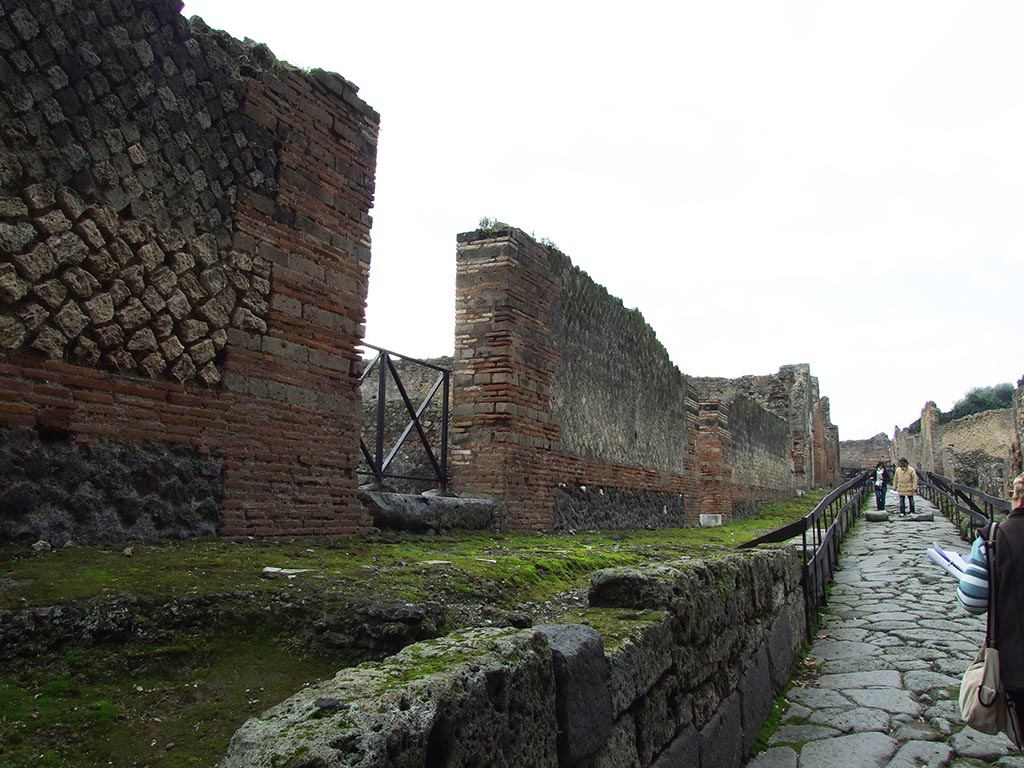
[374,351,388,488]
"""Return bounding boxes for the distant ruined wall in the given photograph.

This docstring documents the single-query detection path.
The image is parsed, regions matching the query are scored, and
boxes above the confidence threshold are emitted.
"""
[892,403,1017,497]
[0,0,378,543]
[694,364,839,490]
[1014,380,1024,481]
[452,227,832,531]
[839,433,891,472]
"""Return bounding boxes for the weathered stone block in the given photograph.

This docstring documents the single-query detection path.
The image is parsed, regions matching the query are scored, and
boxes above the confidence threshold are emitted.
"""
[650,725,699,768]
[53,302,88,337]
[739,645,772,758]
[138,351,165,378]
[0,222,37,255]
[0,262,31,303]
[61,265,100,298]
[46,230,88,265]
[30,325,67,358]
[55,186,86,220]
[219,628,559,768]
[606,613,674,713]
[35,209,73,236]
[196,362,220,386]
[700,690,743,768]
[170,354,196,382]
[198,286,234,328]
[0,197,29,218]
[536,623,614,766]
[115,297,149,330]
[73,218,105,249]
[92,323,124,349]
[177,318,207,343]
[127,328,157,352]
[140,285,166,313]
[70,335,100,365]
[0,314,27,350]
[32,277,67,308]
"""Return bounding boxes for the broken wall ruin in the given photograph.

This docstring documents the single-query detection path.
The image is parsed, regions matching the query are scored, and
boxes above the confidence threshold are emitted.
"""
[0,0,378,542]
[452,226,838,531]
[889,402,1017,497]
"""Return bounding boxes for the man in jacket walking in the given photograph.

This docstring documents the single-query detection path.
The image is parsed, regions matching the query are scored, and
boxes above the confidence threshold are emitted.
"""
[893,457,918,515]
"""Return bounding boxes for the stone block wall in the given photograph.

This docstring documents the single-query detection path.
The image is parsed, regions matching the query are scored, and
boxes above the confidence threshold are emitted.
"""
[452,227,698,531]
[839,432,891,472]
[725,395,794,518]
[892,402,1017,497]
[0,0,378,542]
[219,547,806,768]
[693,364,839,490]
[452,227,839,531]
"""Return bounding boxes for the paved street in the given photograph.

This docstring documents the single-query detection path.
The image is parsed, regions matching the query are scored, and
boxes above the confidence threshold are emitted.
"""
[747,489,1024,768]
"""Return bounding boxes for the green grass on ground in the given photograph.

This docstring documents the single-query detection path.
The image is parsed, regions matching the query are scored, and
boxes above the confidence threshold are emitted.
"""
[0,490,828,767]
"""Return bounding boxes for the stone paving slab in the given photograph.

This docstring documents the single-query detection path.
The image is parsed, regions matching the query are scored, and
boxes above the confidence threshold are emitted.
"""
[745,488,1021,767]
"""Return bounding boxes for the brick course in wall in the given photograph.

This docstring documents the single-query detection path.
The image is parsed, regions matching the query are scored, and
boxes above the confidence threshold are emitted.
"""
[0,0,377,541]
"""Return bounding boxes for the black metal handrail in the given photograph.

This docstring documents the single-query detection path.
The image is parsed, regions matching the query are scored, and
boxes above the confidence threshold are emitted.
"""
[918,470,1009,537]
[358,344,450,492]
[738,472,872,642]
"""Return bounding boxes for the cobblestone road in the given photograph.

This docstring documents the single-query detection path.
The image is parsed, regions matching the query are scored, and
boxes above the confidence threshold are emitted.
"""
[746,489,1024,768]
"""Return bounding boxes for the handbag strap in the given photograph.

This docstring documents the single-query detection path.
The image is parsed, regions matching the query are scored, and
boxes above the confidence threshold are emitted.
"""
[987,521,1000,648]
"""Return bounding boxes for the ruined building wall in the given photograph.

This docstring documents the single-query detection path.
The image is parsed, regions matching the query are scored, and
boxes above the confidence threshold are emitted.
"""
[452,227,813,531]
[725,395,795,517]
[0,0,378,543]
[452,227,698,531]
[892,402,1017,497]
[693,363,840,490]
[839,433,891,472]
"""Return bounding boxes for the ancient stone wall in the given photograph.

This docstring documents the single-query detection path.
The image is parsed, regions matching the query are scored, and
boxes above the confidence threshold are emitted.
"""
[726,395,794,517]
[220,547,806,768]
[1013,380,1024,481]
[0,0,378,542]
[839,432,891,472]
[892,403,1017,497]
[452,227,835,531]
[693,364,839,490]
[451,227,698,531]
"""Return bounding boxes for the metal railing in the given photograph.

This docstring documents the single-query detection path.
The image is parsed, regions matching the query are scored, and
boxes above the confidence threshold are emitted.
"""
[358,344,450,493]
[918,470,1009,537]
[738,472,871,642]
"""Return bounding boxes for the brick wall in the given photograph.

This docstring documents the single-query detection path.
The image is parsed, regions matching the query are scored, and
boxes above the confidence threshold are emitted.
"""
[452,227,827,530]
[0,0,377,542]
[452,227,698,531]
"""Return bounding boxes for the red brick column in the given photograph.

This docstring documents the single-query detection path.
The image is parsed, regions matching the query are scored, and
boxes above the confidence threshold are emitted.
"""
[451,229,561,530]
[697,401,734,522]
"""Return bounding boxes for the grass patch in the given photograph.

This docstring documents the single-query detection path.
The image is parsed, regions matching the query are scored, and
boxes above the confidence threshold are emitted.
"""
[0,489,828,611]
[0,489,828,765]
[0,629,344,768]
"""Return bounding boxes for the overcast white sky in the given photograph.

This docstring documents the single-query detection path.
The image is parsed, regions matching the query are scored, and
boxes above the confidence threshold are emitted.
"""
[182,1,1023,440]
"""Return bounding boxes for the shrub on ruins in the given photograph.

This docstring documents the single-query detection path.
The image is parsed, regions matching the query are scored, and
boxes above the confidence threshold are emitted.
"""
[905,382,1015,433]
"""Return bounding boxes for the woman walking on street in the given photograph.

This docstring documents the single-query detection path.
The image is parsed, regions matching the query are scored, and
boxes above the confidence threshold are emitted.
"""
[873,461,890,511]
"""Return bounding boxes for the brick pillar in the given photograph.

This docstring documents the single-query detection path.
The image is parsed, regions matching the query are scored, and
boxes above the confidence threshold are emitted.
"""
[451,228,561,530]
[697,400,733,523]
